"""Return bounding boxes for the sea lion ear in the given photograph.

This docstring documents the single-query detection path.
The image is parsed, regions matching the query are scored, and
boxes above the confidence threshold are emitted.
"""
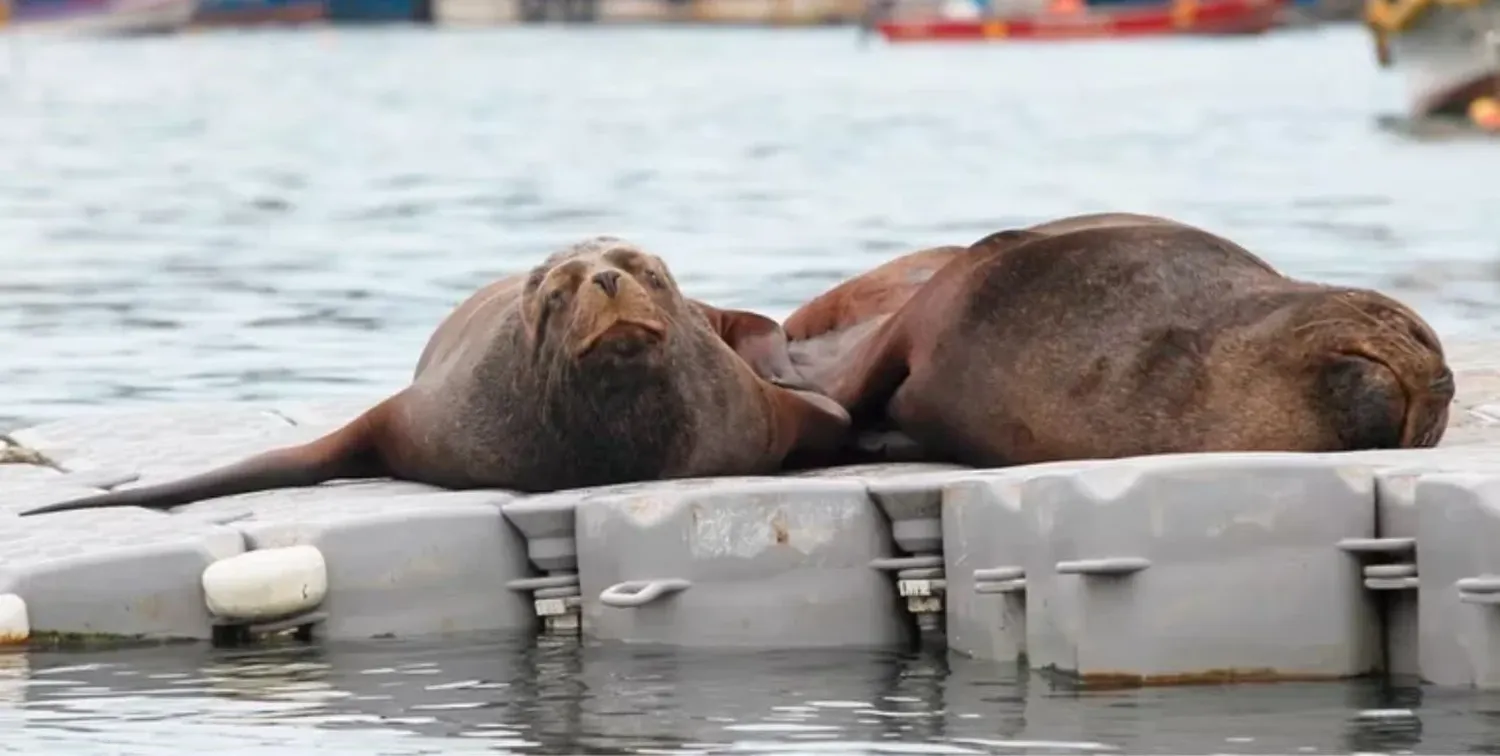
[967,228,1048,253]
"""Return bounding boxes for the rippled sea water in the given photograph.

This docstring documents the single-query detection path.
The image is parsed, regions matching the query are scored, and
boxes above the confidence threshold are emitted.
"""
[8,633,1500,755]
[4,22,1500,431]
[3,20,1500,754]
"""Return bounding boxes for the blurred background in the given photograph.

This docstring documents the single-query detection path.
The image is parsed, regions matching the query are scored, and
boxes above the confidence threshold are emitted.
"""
[0,0,1496,435]
[2,1,1500,752]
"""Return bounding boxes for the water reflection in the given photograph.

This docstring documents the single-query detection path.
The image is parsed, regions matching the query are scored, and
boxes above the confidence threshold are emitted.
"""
[5,632,1500,753]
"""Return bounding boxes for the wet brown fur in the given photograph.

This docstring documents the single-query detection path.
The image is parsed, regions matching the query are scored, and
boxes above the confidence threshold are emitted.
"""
[781,213,1199,463]
[22,237,851,516]
[783,213,1205,393]
[786,212,1454,468]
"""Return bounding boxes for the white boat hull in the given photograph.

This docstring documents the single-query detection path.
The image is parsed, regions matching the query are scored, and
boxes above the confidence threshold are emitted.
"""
[1383,1,1500,116]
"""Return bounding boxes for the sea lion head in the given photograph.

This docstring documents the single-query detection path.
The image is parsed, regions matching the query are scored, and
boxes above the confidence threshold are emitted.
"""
[1289,288,1454,449]
[521,236,686,365]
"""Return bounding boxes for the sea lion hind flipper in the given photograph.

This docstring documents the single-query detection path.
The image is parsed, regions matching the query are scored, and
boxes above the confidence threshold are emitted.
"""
[18,408,390,516]
[693,300,814,390]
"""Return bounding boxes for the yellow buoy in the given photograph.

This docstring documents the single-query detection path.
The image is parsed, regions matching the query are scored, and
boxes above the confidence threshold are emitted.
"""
[1468,96,1500,132]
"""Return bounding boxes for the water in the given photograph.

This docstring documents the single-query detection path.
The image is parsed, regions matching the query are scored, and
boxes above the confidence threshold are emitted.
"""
[4,632,1494,755]
[2,23,1500,432]
[1,20,1499,753]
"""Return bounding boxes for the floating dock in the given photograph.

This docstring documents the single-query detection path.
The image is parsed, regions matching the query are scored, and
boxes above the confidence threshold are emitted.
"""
[6,342,1500,689]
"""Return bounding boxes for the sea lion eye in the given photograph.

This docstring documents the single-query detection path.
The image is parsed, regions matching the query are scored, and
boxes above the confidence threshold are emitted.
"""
[644,270,665,289]
[545,289,566,310]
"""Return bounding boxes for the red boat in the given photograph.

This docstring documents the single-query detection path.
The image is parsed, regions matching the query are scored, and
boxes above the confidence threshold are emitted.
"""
[873,0,1287,42]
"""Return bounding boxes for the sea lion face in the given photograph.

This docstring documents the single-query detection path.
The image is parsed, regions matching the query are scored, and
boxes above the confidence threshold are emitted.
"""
[522,237,684,364]
[1294,290,1454,449]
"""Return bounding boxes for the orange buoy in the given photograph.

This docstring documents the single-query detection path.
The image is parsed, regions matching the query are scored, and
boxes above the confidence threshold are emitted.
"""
[1469,96,1500,132]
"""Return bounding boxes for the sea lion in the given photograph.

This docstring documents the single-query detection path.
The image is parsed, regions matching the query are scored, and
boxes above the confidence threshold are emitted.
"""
[783,244,966,394]
[781,212,1199,462]
[777,244,967,465]
[783,213,1198,383]
[788,216,1454,469]
[21,237,852,516]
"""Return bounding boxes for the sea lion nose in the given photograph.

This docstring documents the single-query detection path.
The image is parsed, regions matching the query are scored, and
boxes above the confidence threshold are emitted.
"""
[592,270,621,298]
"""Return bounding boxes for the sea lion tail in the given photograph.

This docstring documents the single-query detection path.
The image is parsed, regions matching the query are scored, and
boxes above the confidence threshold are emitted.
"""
[19,410,387,516]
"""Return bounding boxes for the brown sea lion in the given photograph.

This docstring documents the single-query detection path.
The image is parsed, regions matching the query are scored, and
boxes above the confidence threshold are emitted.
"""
[783,213,1197,386]
[778,244,966,465]
[788,216,1454,469]
[781,212,1198,463]
[21,237,852,516]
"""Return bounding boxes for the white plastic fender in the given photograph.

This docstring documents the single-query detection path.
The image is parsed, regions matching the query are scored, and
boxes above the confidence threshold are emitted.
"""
[0,594,29,644]
[201,545,329,621]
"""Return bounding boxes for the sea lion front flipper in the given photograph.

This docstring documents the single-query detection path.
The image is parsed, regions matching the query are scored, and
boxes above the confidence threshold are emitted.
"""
[19,399,398,516]
[692,300,817,391]
[821,307,916,425]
